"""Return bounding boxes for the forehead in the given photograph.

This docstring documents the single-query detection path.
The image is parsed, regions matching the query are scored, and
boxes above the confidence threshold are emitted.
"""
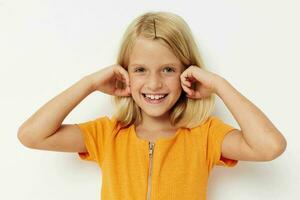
[128,37,182,68]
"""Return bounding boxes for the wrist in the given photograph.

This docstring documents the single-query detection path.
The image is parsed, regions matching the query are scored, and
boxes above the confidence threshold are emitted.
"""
[81,75,97,93]
[214,75,229,95]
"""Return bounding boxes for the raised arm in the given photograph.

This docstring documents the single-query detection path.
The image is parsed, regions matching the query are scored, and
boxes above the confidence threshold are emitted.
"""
[180,65,287,161]
[17,64,131,152]
[17,75,95,150]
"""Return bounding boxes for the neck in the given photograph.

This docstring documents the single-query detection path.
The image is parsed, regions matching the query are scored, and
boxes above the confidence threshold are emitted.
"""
[136,111,176,130]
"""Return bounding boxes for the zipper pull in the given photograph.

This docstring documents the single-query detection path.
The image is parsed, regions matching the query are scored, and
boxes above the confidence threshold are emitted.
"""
[149,142,155,158]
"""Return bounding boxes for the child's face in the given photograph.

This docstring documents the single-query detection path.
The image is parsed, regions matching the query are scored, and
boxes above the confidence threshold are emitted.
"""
[128,37,184,119]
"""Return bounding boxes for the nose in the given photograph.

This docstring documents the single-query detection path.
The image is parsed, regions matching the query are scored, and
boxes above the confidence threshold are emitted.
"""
[146,73,163,91]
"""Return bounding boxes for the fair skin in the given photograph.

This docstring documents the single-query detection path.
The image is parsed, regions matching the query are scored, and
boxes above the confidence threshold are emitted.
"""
[127,37,184,136]
[127,36,287,161]
[181,66,287,161]
[18,36,286,162]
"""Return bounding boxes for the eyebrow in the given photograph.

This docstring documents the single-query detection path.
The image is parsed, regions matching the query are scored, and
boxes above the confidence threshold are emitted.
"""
[129,63,179,67]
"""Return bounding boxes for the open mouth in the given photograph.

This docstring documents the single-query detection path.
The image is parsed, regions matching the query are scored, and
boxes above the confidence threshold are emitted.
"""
[142,93,169,104]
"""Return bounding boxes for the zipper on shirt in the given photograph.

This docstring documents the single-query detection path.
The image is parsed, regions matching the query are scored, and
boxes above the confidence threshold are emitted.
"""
[146,142,155,200]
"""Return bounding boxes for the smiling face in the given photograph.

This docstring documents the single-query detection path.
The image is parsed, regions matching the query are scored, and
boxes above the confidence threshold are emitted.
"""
[128,37,184,120]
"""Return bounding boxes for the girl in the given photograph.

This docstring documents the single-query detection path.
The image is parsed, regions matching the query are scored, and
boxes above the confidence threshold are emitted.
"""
[17,11,287,200]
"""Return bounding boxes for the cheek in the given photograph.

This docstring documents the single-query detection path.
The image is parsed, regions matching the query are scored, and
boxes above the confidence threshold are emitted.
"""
[165,76,182,89]
[129,78,143,93]
[164,76,180,86]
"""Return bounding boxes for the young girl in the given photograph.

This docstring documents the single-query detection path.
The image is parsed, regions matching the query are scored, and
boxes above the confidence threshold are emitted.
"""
[18,11,287,200]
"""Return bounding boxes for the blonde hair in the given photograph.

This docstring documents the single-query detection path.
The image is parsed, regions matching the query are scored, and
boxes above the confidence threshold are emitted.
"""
[112,11,215,129]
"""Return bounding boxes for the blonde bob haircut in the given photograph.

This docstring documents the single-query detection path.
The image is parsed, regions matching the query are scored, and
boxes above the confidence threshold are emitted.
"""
[112,11,215,129]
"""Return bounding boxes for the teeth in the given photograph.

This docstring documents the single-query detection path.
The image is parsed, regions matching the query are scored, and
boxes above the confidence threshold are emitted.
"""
[144,94,166,100]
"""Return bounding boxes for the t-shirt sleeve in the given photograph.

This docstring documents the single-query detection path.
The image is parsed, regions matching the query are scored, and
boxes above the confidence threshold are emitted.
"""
[75,116,113,165]
[207,116,239,168]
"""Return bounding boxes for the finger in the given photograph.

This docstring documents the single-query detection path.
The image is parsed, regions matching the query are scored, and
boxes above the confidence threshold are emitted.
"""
[181,70,199,83]
[181,82,194,96]
[127,85,131,94]
[181,81,204,99]
[118,66,130,86]
[115,70,126,83]
[186,94,197,99]
[186,92,202,99]
[180,74,192,87]
[192,90,203,99]
[182,78,192,87]
[113,66,130,87]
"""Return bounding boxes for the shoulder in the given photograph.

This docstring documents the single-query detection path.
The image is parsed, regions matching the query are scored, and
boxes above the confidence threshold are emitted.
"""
[99,116,124,131]
[189,115,222,130]
[107,116,132,135]
[188,115,234,137]
[78,115,120,132]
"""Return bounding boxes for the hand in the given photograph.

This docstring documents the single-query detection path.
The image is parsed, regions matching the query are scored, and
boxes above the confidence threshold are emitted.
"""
[88,64,131,96]
[180,65,221,99]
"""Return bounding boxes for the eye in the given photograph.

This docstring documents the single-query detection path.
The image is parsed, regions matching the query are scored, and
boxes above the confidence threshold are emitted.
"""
[134,67,145,72]
[163,67,175,73]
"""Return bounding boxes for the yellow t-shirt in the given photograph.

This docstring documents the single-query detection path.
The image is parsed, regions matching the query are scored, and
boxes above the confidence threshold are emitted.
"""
[76,115,238,200]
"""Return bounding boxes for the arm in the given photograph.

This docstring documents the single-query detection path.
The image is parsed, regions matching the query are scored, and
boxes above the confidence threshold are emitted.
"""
[215,77,287,161]
[17,75,95,147]
[180,66,287,161]
[17,64,130,151]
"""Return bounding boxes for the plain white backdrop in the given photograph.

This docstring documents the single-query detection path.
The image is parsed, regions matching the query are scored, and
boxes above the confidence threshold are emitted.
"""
[1,0,299,199]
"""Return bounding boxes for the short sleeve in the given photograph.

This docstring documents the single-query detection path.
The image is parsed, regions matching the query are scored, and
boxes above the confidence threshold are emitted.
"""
[207,116,239,168]
[75,116,113,165]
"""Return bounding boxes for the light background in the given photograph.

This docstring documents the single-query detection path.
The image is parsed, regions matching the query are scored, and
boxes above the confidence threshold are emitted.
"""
[1,0,299,199]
